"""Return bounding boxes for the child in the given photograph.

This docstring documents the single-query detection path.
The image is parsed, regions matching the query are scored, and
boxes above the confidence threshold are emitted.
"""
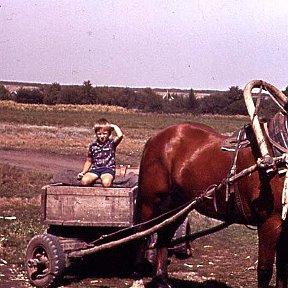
[77,118,123,187]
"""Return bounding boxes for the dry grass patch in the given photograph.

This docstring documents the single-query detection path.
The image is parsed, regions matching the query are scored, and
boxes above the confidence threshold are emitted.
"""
[0,123,150,165]
[0,101,132,113]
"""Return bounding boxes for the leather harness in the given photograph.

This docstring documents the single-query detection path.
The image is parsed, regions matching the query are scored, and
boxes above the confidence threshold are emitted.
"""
[218,112,288,223]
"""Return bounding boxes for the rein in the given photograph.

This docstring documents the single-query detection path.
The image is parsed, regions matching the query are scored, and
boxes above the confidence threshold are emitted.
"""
[68,158,275,258]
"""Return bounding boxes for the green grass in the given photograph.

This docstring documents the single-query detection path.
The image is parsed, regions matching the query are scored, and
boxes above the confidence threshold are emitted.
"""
[0,164,51,264]
[0,164,52,198]
[0,204,46,265]
[0,101,249,134]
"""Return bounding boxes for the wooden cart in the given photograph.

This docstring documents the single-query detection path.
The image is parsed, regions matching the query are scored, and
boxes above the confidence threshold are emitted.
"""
[25,167,191,288]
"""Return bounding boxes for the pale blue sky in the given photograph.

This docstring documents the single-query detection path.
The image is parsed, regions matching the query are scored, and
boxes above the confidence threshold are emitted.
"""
[1,0,288,90]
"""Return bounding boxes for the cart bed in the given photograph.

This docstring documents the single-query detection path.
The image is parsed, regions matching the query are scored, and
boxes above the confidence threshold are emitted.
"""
[42,185,137,227]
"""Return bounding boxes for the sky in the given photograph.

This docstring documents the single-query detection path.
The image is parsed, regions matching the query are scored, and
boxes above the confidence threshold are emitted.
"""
[1,0,288,91]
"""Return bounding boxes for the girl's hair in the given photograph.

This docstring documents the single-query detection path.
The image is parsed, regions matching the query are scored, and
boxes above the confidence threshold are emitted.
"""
[94,118,112,133]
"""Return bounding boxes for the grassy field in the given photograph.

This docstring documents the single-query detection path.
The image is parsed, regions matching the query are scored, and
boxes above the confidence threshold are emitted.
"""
[0,101,249,166]
[0,101,249,130]
[0,101,252,279]
[0,164,51,267]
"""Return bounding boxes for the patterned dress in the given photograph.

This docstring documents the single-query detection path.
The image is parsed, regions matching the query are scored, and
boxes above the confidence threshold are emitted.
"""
[87,138,116,172]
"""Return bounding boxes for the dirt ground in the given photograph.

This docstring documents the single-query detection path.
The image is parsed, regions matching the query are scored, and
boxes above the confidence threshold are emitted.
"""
[0,148,277,288]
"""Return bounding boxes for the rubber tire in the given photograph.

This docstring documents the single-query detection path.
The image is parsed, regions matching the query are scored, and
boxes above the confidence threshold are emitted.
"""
[25,234,66,288]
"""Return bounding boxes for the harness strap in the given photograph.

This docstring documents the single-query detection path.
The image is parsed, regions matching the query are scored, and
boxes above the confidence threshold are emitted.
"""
[225,128,244,201]
[282,170,288,220]
[213,127,251,222]
[264,122,288,154]
[232,182,250,223]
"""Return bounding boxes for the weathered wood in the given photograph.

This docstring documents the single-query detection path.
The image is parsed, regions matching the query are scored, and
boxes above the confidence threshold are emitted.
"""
[243,80,271,159]
[42,185,137,227]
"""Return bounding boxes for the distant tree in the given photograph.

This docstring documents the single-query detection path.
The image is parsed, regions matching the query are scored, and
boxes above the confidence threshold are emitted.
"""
[197,86,246,115]
[168,94,187,113]
[126,88,148,111]
[81,80,95,104]
[15,88,44,104]
[43,82,61,105]
[116,87,135,108]
[188,88,198,109]
[161,89,200,113]
[226,86,243,102]
[147,92,163,112]
[57,87,81,104]
[0,84,9,100]
[96,86,118,106]
[227,100,247,115]
[224,86,246,115]
[258,97,281,118]
[137,88,163,112]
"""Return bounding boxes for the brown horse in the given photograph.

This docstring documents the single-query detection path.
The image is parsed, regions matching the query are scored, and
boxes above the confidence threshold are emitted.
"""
[132,87,288,287]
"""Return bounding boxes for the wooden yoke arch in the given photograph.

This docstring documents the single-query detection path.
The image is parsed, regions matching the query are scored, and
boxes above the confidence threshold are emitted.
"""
[243,79,288,169]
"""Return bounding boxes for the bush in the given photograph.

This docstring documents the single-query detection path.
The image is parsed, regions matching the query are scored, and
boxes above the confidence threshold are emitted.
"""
[15,88,44,104]
[131,88,163,112]
[197,86,247,115]
[43,82,61,105]
[57,86,81,104]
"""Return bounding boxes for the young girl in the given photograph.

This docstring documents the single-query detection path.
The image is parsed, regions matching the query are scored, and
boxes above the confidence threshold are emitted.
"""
[78,118,123,187]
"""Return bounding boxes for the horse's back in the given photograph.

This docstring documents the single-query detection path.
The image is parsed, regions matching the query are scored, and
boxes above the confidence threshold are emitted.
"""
[141,121,226,172]
[138,122,233,218]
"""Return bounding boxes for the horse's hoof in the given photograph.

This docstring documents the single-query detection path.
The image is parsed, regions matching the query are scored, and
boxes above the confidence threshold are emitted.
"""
[149,278,172,288]
[130,279,145,288]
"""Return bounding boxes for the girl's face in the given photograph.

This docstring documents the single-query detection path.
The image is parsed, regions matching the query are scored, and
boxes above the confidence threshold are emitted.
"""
[96,128,110,143]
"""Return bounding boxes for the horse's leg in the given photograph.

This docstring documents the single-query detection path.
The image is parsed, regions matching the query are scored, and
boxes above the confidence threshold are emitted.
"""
[276,220,288,288]
[153,246,171,288]
[132,156,175,287]
[257,215,282,288]
[151,235,171,288]
[151,219,184,288]
[130,238,147,288]
[130,203,154,288]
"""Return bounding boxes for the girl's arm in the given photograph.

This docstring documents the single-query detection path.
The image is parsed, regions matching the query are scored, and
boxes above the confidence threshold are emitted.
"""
[81,157,92,174]
[111,124,123,146]
[77,157,92,179]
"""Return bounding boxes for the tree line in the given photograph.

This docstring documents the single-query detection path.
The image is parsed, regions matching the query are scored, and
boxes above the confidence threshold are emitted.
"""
[1,80,287,116]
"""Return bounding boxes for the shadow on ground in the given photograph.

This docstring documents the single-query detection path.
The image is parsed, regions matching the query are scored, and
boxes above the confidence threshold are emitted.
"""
[58,246,232,288]
[165,278,232,288]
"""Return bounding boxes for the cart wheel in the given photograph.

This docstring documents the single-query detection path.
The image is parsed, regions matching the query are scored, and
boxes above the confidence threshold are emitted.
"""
[25,234,66,288]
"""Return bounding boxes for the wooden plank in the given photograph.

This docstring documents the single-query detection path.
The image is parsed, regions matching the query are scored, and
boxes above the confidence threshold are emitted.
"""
[43,185,136,227]
[47,185,132,196]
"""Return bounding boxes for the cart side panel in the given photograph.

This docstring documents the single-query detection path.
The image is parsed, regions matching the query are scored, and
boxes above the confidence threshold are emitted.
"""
[44,186,134,227]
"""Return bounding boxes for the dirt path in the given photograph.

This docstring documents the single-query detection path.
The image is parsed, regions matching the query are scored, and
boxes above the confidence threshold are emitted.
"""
[0,148,83,174]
